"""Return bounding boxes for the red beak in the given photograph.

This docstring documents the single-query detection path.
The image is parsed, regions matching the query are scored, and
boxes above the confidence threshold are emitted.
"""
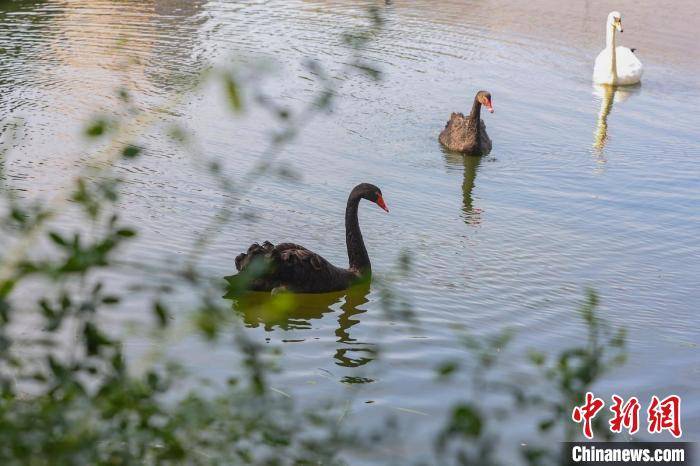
[485,99,494,113]
[376,194,389,212]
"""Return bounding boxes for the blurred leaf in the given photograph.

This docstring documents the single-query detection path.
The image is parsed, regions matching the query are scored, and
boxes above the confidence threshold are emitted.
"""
[527,350,546,366]
[153,301,170,328]
[436,361,459,378]
[438,403,483,448]
[0,280,15,300]
[315,89,334,111]
[101,296,120,305]
[121,144,142,159]
[83,321,112,355]
[117,87,131,102]
[168,124,188,144]
[224,73,243,112]
[48,231,67,246]
[353,62,382,80]
[84,118,110,138]
[116,228,136,238]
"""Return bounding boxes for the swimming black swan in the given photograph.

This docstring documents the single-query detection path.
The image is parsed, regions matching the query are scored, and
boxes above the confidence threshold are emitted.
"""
[232,183,388,293]
[439,90,494,155]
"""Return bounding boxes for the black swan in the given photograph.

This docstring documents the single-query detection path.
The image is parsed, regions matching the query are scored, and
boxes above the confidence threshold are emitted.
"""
[439,90,494,155]
[231,183,388,293]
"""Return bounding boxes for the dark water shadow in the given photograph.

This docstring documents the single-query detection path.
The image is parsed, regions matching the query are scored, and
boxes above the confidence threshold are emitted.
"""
[442,146,484,226]
[226,283,377,371]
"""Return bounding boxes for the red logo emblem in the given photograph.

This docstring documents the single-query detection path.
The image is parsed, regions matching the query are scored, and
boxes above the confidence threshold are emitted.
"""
[572,393,683,439]
[572,392,605,439]
[609,395,641,434]
[647,395,682,438]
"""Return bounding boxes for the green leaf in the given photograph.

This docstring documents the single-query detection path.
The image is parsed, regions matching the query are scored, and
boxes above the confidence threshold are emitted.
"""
[10,207,27,225]
[539,418,555,431]
[0,299,10,325]
[48,232,67,246]
[116,229,136,238]
[528,350,546,366]
[315,89,334,110]
[85,118,109,137]
[153,301,170,328]
[448,404,483,437]
[224,74,243,112]
[101,296,120,305]
[117,87,130,102]
[354,62,382,80]
[121,144,142,159]
[168,124,188,144]
[436,361,459,378]
[83,321,112,356]
[195,309,218,340]
[0,280,16,298]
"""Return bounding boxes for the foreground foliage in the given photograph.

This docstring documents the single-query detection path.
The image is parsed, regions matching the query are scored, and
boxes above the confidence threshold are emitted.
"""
[0,6,627,465]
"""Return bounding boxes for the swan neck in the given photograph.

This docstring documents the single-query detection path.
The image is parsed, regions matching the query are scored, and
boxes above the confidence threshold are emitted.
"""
[345,194,370,273]
[607,25,617,83]
[468,97,482,134]
[605,24,616,49]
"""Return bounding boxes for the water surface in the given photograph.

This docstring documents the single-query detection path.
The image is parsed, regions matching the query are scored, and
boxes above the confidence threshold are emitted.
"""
[1,0,698,461]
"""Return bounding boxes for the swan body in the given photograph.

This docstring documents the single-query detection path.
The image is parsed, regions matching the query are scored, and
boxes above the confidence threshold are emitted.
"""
[439,90,493,155]
[593,11,643,85]
[229,183,388,293]
[233,241,356,293]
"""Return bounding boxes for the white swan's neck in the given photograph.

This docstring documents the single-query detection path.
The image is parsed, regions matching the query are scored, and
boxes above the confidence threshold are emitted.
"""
[606,25,617,84]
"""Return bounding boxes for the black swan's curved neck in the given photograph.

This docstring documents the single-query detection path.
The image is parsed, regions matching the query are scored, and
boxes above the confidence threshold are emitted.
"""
[468,96,482,133]
[345,194,370,273]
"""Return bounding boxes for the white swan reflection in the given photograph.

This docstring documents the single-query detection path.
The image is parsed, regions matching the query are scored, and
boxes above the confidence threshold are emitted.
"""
[592,84,640,154]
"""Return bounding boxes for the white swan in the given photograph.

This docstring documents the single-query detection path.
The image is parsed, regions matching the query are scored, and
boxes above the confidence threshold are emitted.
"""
[593,11,643,85]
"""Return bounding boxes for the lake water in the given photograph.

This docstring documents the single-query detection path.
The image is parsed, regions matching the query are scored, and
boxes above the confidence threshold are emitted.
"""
[1,0,698,461]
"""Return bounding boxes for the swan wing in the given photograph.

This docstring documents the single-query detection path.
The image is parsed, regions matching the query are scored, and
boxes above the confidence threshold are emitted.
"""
[593,47,642,85]
[275,244,332,273]
[439,113,479,153]
[275,245,351,292]
[593,48,614,84]
[234,241,345,292]
[440,113,467,135]
[614,46,643,84]
[479,119,492,153]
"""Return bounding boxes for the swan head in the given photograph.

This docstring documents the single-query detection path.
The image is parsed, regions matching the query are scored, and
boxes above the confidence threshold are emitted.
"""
[352,183,389,212]
[607,11,623,32]
[476,90,494,113]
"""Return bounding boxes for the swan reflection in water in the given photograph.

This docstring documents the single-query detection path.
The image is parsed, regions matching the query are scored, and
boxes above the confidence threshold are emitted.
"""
[592,84,640,155]
[442,146,483,226]
[225,283,376,371]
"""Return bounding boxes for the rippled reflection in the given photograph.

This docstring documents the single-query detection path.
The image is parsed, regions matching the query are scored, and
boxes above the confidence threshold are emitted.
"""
[592,84,641,155]
[593,85,615,152]
[442,147,483,226]
[334,286,375,368]
[227,283,376,369]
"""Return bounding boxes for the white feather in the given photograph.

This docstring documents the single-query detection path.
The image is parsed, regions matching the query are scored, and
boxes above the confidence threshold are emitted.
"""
[593,11,643,86]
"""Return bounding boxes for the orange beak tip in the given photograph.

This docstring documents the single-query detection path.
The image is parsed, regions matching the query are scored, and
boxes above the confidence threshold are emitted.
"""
[376,195,389,212]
